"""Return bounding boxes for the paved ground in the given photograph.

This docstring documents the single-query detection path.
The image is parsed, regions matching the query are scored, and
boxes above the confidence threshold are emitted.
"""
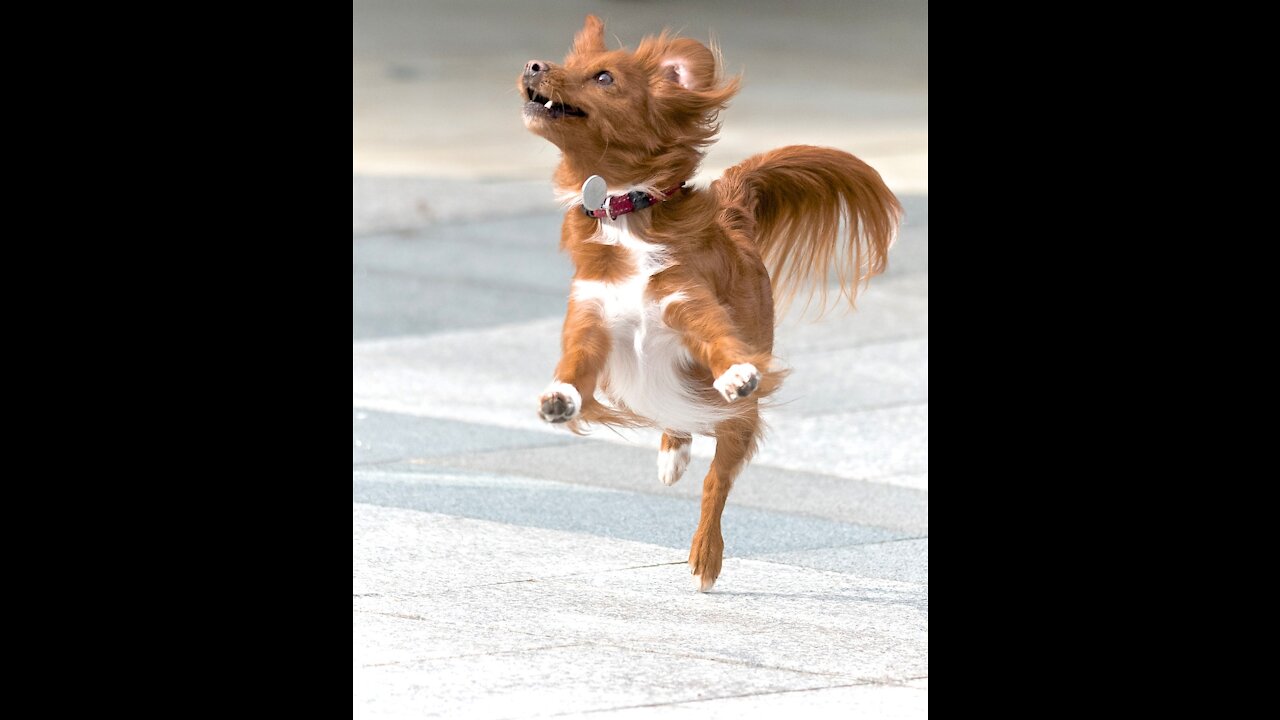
[354,2,927,716]
[353,197,928,718]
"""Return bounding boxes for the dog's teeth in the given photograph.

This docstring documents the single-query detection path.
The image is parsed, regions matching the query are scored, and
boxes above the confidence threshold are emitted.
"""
[545,100,554,109]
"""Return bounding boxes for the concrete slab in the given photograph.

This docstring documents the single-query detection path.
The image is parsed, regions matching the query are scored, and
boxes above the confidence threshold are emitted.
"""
[408,442,928,534]
[774,274,928,356]
[352,177,554,235]
[354,408,571,465]
[353,502,927,716]
[353,610,564,667]
[352,266,566,340]
[354,215,568,281]
[772,337,928,417]
[353,317,563,426]
[754,539,930,585]
[756,405,929,489]
[522,561,929,679]
[353,469,906,556]
[353,643,829,719]
[353,503,678,599]
[551,683,928,720]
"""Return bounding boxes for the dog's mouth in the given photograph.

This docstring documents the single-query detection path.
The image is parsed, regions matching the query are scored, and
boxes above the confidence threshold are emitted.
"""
[524,88,587,119]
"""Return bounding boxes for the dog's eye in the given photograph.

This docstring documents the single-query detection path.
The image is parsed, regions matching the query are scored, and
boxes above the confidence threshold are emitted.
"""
[594,71,613,86]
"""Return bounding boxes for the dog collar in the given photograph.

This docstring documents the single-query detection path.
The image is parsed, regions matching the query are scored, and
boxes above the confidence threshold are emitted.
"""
[581,174,689,220]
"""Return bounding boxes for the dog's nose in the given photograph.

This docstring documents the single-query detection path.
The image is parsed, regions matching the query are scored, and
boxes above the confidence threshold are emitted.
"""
[524,60,548,79]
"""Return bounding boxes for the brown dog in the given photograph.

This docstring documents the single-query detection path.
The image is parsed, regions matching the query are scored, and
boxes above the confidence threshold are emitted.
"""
[520,15,901,591]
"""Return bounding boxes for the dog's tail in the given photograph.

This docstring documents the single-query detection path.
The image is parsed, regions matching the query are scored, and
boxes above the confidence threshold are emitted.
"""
[713,145,902,315]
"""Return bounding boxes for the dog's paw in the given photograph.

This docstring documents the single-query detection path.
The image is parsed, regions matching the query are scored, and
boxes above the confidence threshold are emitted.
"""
[713,363,760,402]
[538,381,581,424]
[657,441,691,487]
[688,527,724,593]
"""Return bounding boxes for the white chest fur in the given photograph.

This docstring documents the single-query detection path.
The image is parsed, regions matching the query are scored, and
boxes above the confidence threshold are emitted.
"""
[571,218,729,434]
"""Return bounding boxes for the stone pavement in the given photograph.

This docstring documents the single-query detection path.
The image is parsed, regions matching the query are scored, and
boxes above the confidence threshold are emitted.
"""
[352,194,928,717]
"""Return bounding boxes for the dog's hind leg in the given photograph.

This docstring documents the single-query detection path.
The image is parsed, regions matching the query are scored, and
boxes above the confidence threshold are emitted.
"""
[688,408,759,592]
[658,431,692,486]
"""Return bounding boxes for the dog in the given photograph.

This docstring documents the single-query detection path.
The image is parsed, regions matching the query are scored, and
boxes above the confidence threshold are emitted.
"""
[520,15,901,591]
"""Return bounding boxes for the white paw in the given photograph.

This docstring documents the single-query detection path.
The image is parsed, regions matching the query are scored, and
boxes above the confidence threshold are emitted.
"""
[691,567,716,593]
[538,381,581,423]
[713,363,760,402]
[657,443,691,486]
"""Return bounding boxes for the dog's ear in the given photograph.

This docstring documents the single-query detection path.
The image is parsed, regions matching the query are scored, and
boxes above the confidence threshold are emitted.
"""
[642,34,740,122]
[657,38,718,91]
[573,15,607,54]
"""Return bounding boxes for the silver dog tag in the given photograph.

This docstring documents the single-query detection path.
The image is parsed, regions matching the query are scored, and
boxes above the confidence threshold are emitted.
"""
[582,174,608,211]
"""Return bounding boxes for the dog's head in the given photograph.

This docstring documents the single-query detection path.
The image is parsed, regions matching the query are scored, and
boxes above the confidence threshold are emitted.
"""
[519,15,738,184]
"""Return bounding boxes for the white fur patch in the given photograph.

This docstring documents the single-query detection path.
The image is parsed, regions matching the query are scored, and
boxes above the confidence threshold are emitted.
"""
[691,566,715,592]
[657,442,691,486]
[571,223,734,434]
[713,363,760,402]
[540,380,581,421]
[658,291,687,316]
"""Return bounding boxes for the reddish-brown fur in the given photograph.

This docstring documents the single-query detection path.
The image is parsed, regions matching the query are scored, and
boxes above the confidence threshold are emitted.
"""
[522,16,902,591]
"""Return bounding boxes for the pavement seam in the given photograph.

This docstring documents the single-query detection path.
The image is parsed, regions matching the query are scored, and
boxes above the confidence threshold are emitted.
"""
[737,534,929,572]
[585,642,853,680]
[352,474,925,538]
[536,678,906,718]
[351,486,916,551]
[355,642,590,667]
[350,407,926,484]
[350,560,689,599]
[352,440,579,469]
[746,535,929,556]
[355,602,926,684]
[351,409,928,490]
[353,609,560,639]
[351,458,412,468]
[462,561,688,589]
[388,450,927,529]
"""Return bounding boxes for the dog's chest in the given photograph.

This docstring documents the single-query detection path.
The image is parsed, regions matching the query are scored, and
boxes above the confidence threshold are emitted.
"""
[572,226,680,371]
[571,221,714,431]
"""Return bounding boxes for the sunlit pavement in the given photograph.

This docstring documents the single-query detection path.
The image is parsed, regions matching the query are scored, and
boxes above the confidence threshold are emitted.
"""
[353,194,927,718]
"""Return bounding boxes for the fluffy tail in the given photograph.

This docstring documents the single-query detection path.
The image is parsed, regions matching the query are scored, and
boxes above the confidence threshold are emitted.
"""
[713,145,902,315]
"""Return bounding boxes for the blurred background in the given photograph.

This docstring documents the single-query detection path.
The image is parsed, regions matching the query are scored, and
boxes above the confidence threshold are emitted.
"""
[353,0,926,233]
[354,2,928,717]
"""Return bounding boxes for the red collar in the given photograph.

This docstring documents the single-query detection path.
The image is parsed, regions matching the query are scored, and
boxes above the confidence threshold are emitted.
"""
[583,183,689,220]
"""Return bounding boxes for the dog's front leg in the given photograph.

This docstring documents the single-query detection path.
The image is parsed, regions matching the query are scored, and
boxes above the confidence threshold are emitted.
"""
[540,297,609,423]
[661,288,766,402]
